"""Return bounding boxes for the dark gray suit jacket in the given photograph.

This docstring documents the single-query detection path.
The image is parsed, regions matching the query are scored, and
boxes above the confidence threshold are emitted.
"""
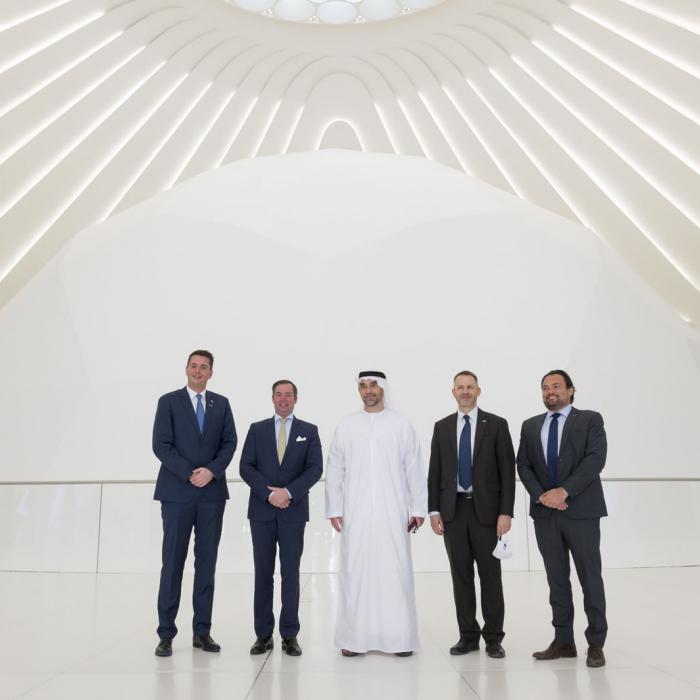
[517,407,607,519]
[428,409,515,525]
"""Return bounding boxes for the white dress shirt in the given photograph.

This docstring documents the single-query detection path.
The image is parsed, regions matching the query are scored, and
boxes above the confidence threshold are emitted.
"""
[540,403,573,458]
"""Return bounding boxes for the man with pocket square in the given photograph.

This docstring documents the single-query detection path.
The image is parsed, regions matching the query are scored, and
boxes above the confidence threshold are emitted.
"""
[240,380,323,657]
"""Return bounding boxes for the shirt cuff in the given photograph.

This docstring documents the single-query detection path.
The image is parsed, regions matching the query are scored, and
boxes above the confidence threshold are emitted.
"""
[428,511,440,517]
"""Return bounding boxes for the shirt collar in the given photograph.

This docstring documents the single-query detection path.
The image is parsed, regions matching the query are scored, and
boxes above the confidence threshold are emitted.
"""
[547,404,572,419]
[275,414,294,423]
[187,386,206,401]
[458,405,479,422]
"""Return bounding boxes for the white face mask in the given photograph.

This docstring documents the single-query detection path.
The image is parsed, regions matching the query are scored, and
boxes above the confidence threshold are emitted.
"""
[492,536,513,560]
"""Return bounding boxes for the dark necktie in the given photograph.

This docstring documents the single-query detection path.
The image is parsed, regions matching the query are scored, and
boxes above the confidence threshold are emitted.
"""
[195,394,205,433]
[458,414,472,491]
[546,413,561,487]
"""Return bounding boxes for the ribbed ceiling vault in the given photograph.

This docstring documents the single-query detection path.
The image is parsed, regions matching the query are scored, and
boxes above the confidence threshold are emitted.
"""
[0,0,698,322]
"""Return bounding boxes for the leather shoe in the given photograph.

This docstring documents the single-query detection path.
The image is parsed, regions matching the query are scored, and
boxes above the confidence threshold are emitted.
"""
[193,634,221,652]
[586,645,606,668]
[485,642,506,658]
[533,640,577,660]
[155,639,172,657]
[250,636,273,655]
[450,639,480,655]
[282,637,302,656]
[341,649,359,657]
[395,651,413,657]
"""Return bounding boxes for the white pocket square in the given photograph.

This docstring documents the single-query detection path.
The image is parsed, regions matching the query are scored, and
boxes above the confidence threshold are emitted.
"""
[296,436,306,442]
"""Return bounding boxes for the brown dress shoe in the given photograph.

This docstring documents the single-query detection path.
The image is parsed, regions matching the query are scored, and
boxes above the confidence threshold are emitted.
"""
[532,641,577,660]
[341,649,359,657]
[586,645,606,667]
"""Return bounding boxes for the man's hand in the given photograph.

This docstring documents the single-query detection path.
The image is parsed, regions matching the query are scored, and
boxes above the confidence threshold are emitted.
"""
[330,516,343,533]
[496,514,512,537]
[430,514,444,535]
[190,467,214,488]
[267,487,290,508]
[539,487,569,509]
[408,516,425,532]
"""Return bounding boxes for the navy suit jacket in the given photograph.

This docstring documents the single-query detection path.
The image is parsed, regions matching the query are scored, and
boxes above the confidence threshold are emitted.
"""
[239,417,323,522]
[517,407,607,519]
[153,387,237,502]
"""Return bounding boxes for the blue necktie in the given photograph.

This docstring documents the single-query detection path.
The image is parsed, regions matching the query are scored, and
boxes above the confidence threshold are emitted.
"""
[195,393,205,433]
[546,413,561,487]
[458,414,472,491]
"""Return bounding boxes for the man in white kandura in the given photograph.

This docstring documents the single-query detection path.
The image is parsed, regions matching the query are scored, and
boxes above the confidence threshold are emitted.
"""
[325,370,427,657]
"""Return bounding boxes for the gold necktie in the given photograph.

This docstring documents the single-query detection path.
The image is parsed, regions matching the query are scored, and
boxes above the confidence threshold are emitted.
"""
[277,417,287,463]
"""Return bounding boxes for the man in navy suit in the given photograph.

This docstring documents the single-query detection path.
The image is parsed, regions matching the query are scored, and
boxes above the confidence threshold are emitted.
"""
[153,350,237,657]
[517,370,608,668]
[240,380,323,657]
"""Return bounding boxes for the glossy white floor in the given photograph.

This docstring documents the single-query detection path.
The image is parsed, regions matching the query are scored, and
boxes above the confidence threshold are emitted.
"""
[1,567,698,700]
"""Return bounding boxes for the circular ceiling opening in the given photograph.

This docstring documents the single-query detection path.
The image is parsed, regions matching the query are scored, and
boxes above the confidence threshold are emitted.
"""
[226,0,447,25]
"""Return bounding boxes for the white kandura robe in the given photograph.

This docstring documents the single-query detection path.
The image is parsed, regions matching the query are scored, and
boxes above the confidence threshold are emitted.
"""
[325,409,427,653]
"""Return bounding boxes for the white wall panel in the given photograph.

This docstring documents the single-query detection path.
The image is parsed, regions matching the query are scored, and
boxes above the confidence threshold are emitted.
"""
[2,480,698,573]
[0,153,698,485]
[525,481,700,570]
[0,484,100,572]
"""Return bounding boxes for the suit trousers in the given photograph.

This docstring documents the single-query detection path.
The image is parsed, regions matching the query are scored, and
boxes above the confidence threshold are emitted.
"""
[443,496,505,644]
[250,518,306,639]
[157,500,225,639]
[533,512,607,647]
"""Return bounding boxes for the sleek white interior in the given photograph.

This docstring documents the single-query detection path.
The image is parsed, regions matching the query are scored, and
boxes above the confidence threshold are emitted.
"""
[1,150,698,574]
[0,1,698,697]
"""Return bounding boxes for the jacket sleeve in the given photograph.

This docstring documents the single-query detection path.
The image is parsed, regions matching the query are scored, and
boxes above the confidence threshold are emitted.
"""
[324,426,345,518]
[239,425,272,503]
[285,426,323,500]
[516,420,545,501]
[560,412,607,497]
[496,418,516,517]
[153,395,193,482]
[427,422,441,513]
[205,399,237,479]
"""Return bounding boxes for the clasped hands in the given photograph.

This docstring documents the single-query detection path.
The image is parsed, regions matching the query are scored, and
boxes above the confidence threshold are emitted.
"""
[189,467,214,488]
[268,486,290,509]
[538,487,569,510]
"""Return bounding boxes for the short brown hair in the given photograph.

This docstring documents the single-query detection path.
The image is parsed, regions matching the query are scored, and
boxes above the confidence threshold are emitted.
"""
[453,370,478,384]
[272,379,298,398]
[187,349,214,368]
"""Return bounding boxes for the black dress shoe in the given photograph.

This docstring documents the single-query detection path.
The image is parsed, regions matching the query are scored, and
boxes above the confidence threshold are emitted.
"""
[533,640,577,660]
[155,639,172,657]
[250,636,273,655]
[395,651,413,657]
[450,639,480,655]
[485,642,506,658]
[586,645,606,668]
[281,637,302,656]
[193,634,221,652]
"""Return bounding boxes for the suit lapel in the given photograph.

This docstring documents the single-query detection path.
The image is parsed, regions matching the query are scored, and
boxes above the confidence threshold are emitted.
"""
[473,409,486,462]
[534,413,547,468]
[180,388,201,437]
[446,413,458,470]
[282,417,301,467]
[201,391,216,439]
[267,417,280,466]
[559,407,578,453]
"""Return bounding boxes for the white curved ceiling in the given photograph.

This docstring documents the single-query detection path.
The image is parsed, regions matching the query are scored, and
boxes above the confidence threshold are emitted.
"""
[0,0,698,322]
